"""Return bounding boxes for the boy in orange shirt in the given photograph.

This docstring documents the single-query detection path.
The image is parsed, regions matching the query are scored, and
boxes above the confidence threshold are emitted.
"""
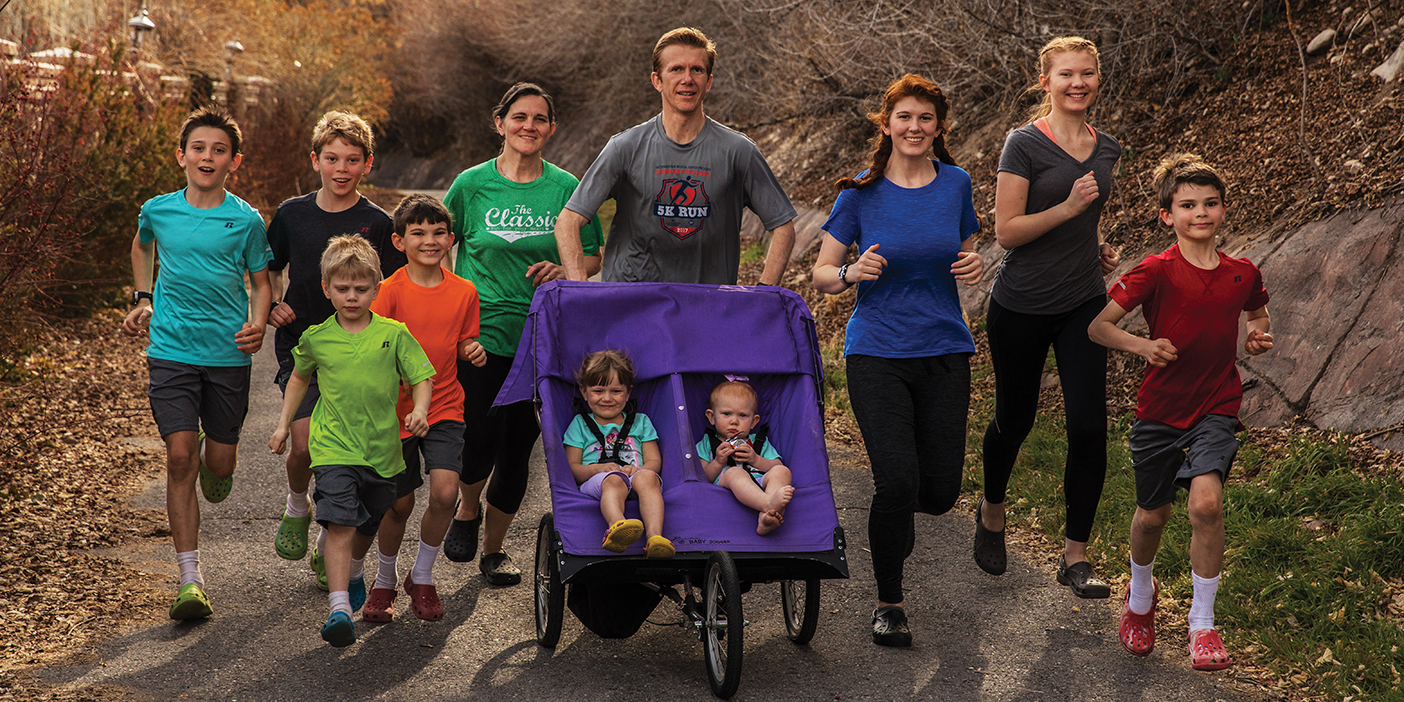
[360,194,487,622]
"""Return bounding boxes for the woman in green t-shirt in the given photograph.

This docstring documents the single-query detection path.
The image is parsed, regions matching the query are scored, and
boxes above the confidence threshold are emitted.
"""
[442,83,604,585]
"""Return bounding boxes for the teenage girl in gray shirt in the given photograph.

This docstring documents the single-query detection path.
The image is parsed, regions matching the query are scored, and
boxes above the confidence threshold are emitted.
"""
[974,37,1122,599]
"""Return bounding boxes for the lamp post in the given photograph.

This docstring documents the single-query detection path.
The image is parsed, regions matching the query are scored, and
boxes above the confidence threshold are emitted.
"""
[127,3,155,54]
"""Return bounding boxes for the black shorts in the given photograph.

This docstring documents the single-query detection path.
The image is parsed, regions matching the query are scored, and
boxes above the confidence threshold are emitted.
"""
[1129,414,1239,510]
[274,330,320,422]
[394,420,466,499]
[147,357,251,444]
[312,464,397,536]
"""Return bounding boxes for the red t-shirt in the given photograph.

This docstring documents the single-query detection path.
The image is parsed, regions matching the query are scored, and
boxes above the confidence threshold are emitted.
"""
[370,267,480,437]
[1108,245,1269,429]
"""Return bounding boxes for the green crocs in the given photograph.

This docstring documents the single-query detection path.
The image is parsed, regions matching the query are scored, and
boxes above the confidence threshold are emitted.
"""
[169,583,213,620]
[196,429,233,504]
[310,546,329,592]
[275,514,311,560]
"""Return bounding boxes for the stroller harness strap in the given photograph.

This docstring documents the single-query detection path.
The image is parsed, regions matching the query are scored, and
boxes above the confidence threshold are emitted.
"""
[577,399,639,466]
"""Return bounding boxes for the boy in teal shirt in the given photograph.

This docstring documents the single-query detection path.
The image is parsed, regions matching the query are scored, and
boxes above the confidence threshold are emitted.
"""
[269,235,434,647]
[121,106,272,620]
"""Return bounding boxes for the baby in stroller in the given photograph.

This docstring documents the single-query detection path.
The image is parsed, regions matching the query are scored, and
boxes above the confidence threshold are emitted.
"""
[563,350,675,558]
[696,379,795,535]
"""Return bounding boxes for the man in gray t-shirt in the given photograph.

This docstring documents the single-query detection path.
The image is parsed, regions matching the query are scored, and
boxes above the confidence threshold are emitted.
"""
[554,27,797,286]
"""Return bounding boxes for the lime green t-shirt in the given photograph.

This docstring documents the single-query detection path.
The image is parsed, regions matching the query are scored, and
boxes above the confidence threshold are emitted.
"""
[292,313,435,477]
[446,160,603,356]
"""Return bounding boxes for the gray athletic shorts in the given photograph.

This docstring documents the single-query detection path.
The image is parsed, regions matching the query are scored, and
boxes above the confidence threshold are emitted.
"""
[395,420,466,499]
[312,464,396,536]
[147,357,251,444]
[1129,414,1240,510]
[274,343,320,422]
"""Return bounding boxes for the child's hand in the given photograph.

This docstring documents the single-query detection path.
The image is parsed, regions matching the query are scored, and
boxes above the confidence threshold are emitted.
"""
[525,261,563,287]
[729,440,756,464]
[270,427,289,455]
[405,408,430,437]
[1099,242,1120,274]
[459,339,487,367]
[268,301,296,328]
[951,250,983,285]
[121,306,151,337]
[235,322,265,355]
[715,441,737,461]
[1063,171,1099,216]
[1245,329,1274,355]
[1140,337,1178,367]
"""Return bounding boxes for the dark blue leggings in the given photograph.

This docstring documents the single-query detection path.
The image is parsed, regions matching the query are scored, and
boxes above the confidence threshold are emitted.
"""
[847,353,971,605]
[981,295,1107,543]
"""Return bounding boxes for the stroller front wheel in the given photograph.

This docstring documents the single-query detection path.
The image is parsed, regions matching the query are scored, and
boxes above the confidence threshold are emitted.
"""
[780,579,820,644]
[702,550,744,698]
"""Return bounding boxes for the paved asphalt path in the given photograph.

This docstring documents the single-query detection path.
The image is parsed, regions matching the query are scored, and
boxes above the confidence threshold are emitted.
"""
[42,344,1258,701]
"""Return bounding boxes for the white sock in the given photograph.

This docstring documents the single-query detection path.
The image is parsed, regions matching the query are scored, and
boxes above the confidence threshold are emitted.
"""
[176,550,203,587]
[285,490,310,518]
[1188,572,1220,631]
[316,527,327,553]
[328,591,352,617]
[374,551,398,591]
[1128,557,1155,615]
[349,556,365,582]
[412,540,440,587]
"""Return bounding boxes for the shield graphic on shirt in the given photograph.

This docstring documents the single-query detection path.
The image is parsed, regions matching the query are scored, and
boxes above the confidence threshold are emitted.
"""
[654,177,711,240]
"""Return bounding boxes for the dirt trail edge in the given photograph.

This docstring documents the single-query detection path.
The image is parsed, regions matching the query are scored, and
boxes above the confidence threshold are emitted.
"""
[38,344,1259,702]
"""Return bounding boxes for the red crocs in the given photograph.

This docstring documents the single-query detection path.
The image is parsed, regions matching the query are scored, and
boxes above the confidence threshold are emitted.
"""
[1189,628,1233,671]
[1118,578,1158,657]
[362,587,397,623]
[403,574,444,621]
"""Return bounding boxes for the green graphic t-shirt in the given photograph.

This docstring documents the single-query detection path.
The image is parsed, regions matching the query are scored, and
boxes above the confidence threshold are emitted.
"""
[293,313,435,477]
[445,160,603,356]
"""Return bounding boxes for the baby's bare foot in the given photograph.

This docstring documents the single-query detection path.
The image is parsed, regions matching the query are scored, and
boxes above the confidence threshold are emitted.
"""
[765,485,795,513]
[757,509,783,536]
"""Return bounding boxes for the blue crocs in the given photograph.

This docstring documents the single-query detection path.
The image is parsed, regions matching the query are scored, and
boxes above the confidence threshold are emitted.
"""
[320,611,355,647]
[349,576,366,613]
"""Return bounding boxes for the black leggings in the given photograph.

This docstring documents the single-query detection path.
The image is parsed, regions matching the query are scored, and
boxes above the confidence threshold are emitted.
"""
[459,352,540,514]
[847,353,970,605]
[981,295,1107,543]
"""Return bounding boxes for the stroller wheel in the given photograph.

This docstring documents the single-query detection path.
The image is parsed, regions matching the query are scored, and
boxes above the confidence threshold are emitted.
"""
[534,512,565,647]
[702,551,744,698]
[780,579,820,645]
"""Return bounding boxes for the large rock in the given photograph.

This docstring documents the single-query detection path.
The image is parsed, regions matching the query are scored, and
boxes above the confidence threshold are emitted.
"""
[1372,39,1404,82]
[1236,197,1404,447]
[1308,28,1338,55]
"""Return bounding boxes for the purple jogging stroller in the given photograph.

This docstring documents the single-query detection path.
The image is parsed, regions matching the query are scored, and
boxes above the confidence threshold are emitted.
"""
[495,281,848,698]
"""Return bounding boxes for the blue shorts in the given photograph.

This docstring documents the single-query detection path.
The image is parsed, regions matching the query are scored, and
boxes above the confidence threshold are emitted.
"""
[1129,414,1239,510]
[579,470,636,500]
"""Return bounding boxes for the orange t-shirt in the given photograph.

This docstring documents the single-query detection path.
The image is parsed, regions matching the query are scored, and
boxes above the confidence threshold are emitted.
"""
[370,267,479,437]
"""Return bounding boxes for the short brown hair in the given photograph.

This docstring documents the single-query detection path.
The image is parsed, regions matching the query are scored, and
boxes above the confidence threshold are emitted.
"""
[709,380,757,411]
[652,27,716,76]
[311,111,374,158]
[393,194,452,236]
[1152,153,1227,212]
[180,105,242,154]
[576,349,636,388]
[320,235,381,284]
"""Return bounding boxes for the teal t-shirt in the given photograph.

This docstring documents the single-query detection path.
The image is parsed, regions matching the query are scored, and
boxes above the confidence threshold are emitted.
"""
[138,189,271,367]
[293,313,435,477]
[563,413,658,468]
[445,160,603,356]
[694,431,783,464]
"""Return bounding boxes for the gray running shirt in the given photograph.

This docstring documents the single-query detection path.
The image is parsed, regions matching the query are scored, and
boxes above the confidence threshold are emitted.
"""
[566,115,796,284]
[992,122,1121,315]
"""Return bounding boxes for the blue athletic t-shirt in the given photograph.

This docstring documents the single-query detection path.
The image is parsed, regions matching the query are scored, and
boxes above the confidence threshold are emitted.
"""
[822,163,979,359]
[138,189,272,367]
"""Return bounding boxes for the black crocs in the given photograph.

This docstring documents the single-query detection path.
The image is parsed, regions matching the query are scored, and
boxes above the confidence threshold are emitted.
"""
[1056,554,1111,599]
[972,497,1007,576]
[443,502,481,563]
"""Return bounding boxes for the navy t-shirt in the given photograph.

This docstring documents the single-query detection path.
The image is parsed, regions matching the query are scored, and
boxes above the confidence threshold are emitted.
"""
[822,162,980,359]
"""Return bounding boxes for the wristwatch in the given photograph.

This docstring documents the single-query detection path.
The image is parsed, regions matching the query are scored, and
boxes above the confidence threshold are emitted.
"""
[131,291,152,305]
[837,263,852,287]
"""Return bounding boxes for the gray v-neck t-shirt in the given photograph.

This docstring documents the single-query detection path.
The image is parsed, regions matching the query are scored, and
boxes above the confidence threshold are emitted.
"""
[992,122,1121,315]
[566,115,796,285]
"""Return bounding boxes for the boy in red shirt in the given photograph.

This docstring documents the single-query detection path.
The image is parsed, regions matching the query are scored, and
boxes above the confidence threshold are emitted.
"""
[1088,154,1272,671]
[360,194,486,622]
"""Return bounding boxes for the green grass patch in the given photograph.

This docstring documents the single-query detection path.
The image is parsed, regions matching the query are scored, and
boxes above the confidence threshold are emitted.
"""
[740,237,767,266]
[595,199,616,241]
[963,393,1404,699]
